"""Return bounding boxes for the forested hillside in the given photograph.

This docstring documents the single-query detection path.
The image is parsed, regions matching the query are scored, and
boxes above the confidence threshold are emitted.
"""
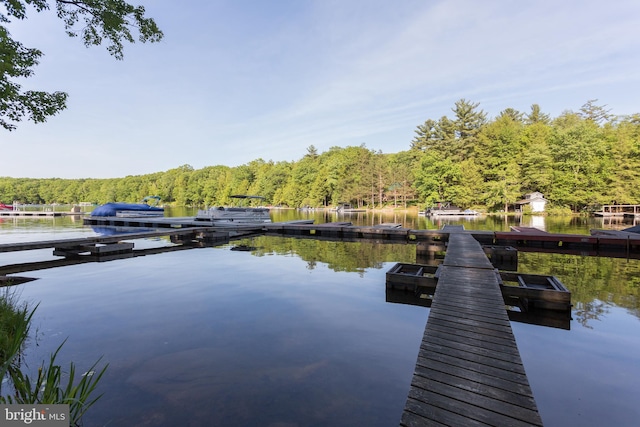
[2,100,638,212]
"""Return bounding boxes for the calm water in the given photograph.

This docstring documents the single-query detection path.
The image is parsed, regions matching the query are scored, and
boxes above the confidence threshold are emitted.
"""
[1,211,639,426]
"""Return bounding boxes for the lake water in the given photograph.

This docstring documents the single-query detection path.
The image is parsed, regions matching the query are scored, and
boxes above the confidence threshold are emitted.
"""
[1,210,639,426]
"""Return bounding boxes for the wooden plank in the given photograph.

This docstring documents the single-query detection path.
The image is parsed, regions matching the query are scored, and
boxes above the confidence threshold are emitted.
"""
[402,397,489,427]
[425,321,518,349]
[429,305,512,327]
[413,360,534,398]
[400,232,542,426]
[425,328,519,356]
[431,302,511,333]
[408,383,542,427]
[419,341,526,375]
[416,348,529,385]
[431,297,508,317]
[424,314,517,341]
[511,226,549,234]
[411,368,539,416]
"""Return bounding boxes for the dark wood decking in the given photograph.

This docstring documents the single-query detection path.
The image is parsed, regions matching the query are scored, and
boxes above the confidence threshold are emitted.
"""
[81,217,640,257]
[401,227,543,426]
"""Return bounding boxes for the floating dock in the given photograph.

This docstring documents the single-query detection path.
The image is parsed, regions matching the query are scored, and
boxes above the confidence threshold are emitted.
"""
[0,228,234,278]
[594,204,640,217]
[0,211,69,217]
[79,216,640,258]
[400,226,543,426]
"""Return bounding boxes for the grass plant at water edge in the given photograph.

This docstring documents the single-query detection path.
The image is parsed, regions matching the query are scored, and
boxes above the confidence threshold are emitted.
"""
[0,288,33,388]
[4,341,108,426]
[0,286,108,426]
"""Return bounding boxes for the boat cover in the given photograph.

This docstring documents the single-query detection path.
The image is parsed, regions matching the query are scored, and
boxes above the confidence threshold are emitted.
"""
[623,225,640,234]
[91,202,164,217]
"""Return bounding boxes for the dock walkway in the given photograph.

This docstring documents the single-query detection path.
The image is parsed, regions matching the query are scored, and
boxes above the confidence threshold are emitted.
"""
[0,211,67,217]
[401,226,543,426]
[81,216,640,257]
[0,228,221,253]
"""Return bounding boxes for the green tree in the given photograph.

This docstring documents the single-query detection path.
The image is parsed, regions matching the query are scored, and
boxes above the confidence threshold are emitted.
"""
[452,159,483,208]
[450,98,487,160]
[282,155,319,207]
[1,0,163,130]
[549,113,611,210]
[579,99,613,125]
[411,119,441,151]
[476,113,523,210]
[602,116,640,203]
[520,120,553,195]
[413,150,461,207]
[483,162,521,212]
[520,140,554,196]
[247,159,291,205]
[388,150,419,208]
[498,108,523,123]
[305,145,318,158]
[525,104,550,125]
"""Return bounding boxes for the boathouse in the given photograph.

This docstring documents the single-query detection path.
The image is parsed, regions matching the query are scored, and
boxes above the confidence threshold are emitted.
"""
[516,192,547,213]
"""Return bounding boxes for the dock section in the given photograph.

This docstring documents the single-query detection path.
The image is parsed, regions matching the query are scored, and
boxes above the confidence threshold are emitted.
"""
[81,216,640,257]
[401,227,543,426]
[0,211,67,217]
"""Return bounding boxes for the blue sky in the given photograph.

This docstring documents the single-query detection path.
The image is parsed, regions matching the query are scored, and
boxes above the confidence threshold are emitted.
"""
[3,0,640,179]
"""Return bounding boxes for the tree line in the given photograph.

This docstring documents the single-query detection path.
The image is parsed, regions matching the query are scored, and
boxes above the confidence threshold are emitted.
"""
[2,99,639,212]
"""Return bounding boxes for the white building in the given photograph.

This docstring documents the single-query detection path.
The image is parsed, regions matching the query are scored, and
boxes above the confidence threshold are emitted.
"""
[516,192,547,213]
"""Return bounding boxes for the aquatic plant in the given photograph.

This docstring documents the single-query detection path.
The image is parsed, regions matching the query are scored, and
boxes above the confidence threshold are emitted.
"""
[3,341,108,426]
[0,289,33,387]
[0,287,107,426]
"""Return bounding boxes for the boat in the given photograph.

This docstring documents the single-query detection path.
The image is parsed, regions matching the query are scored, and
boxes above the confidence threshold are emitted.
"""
[90,196,164,217]
[0,203,13,211]
[195,195,271,224]
[334,203,366,213]
[623,225,640,234]
[419,202,478,217]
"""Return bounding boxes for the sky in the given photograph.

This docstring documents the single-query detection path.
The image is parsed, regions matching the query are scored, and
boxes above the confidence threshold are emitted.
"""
[2,0,640,179]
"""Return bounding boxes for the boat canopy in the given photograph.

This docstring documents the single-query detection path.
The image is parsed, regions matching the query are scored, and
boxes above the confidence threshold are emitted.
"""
[142,195,161,206]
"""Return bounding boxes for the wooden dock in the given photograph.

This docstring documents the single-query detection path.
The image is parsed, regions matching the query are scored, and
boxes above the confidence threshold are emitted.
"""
[81,216,640,257]
[0,228,234,279]
[0,211,69,217]
[0,228,226,253]
[400,226,543,426]
[594,204,640,217]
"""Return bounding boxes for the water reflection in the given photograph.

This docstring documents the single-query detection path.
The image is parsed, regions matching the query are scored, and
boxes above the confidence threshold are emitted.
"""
[231,236,639,323]
[516,252,640,326]
[15,246,429,426]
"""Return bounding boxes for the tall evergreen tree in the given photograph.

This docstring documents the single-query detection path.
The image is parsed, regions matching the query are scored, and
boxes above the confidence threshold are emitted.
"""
[411,119,439,151]
[450,98,487,160]
[498,108,523,123]
[579,99,613,125]
[525,104,550,125]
